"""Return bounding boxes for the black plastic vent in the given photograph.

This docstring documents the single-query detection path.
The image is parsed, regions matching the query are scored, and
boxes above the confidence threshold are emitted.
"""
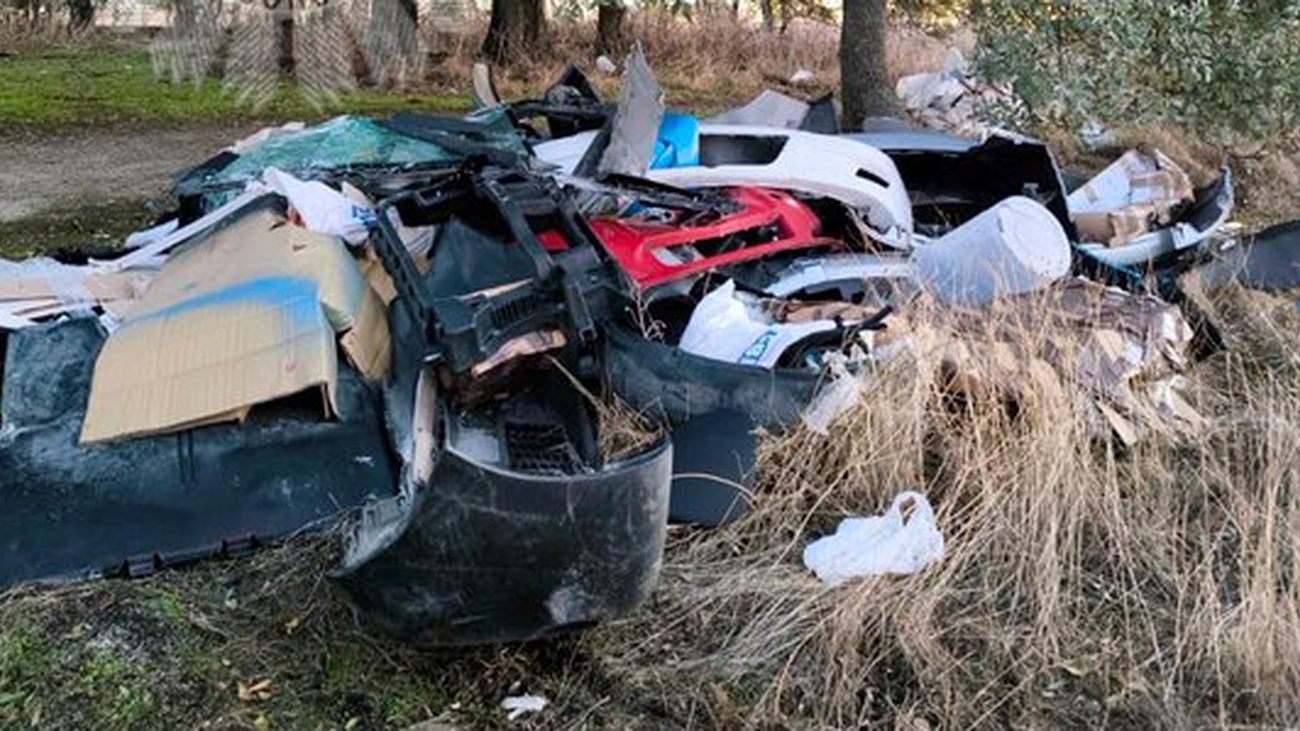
[505,422,583,475]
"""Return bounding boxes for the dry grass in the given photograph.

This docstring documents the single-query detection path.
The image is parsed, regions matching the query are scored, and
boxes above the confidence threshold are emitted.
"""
[547,356,665,464]
[579,283,1300,728]
[424,10,963,112]
[7,10,1300,729]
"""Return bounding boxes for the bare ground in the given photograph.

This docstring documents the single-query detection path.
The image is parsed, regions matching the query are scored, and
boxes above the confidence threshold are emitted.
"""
[0,122,255,251]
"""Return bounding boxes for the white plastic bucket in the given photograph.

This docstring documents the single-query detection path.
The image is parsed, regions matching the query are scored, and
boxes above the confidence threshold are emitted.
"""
[911,196,1071,305]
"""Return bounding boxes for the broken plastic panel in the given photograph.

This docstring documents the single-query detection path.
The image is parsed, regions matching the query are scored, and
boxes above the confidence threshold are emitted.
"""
[758,253,917,302]
[647,126,914,248]
[602,321,820,428]
[505,64,610,140]
[704,90,841,135]
[1075,167,1234,267]
[588,185,840,289]
[334,325,672,645]
[595,46,664,179]
[373,166,616,397]
[668,409,756,526]
[1192,217,1300,292]
[381,110,531,167]
[848,130,1074,238]
[0,317,396,588]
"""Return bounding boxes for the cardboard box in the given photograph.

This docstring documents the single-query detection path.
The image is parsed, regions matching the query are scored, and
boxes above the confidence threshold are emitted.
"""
[80,276,339,443]
[80,208,384,443]
[1068,148,1194,246]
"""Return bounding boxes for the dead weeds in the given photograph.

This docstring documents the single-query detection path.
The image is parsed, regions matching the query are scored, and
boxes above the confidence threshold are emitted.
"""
[424,11,960,113]
[588,283,1300,728]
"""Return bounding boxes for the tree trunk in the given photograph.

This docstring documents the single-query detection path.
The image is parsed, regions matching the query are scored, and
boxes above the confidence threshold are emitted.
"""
[840,0,895,130]
[398,0,419,53]
[596,1,626,56]
[759,0,774,32]
[481,0,545,65]
[67,0,94,31]
[277,2,295,77]
[367,0,419,81]
[173,0,197,37]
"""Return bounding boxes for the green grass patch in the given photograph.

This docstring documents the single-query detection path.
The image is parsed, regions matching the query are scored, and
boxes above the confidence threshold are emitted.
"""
[78,651,157,731]
[0,45,471,128]
[0,624,53,728]
[144,588,189,627]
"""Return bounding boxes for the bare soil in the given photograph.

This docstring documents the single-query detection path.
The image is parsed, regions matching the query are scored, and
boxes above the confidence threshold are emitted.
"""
[0,122,254,249]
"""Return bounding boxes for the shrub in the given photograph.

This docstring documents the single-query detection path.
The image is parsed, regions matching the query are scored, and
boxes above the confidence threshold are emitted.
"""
[974,0,1300,138]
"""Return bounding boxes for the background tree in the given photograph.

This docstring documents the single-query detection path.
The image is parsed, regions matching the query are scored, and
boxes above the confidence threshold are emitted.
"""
[839,0,895,129]
[367,0,421,81]
[66,0,93,30]
[759,0,775,31]
[482,0,546,64]
[275,0,295,77]
[596,0,627,56]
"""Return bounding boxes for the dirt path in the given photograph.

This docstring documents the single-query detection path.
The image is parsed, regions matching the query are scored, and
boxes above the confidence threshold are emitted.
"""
[0,122,253,223]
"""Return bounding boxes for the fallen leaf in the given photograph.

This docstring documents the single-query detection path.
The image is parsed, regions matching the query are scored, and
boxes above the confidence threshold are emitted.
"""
[238,677,273,702]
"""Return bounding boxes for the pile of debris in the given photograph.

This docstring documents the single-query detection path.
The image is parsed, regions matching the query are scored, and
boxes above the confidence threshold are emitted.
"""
[894,48,1026,136]
[0,48,1266,645]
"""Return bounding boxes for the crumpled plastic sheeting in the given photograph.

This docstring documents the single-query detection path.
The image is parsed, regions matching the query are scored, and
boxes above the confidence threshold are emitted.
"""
[258,167,375,246]
[801,356,863,436]
[501,694,549,721]
[0,258,150,330]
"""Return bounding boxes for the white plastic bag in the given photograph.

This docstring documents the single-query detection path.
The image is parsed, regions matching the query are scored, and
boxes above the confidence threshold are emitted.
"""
[802,491,944,584]
[678,280,839,368]
[261,167,375,246]
[501,693,548,721]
